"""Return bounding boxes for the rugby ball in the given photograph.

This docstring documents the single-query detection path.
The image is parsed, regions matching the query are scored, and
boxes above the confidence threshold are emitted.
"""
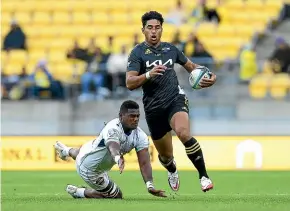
[189,67,212,90]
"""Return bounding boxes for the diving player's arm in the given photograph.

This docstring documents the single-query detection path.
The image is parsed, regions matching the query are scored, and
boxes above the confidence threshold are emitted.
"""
[136,148,153,183]
[105,128,125,173]
[107,141,125,174]
[137,148,166,197]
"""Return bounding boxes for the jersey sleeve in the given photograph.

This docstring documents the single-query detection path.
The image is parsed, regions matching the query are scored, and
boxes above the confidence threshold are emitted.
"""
[174,45,188,66]
[127,47,142,73]
[103,126,121,145]
[135,129,150,152]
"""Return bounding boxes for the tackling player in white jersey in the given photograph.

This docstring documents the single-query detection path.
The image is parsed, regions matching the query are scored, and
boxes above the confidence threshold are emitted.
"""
[54,100,166,199]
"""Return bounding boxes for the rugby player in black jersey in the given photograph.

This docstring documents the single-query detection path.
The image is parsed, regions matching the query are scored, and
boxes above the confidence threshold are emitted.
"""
[126,11,216,192]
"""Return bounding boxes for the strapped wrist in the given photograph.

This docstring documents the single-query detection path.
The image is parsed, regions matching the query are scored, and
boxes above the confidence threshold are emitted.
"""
[146,181,154,189]
[145,71,151,79]
[114,155,120,164]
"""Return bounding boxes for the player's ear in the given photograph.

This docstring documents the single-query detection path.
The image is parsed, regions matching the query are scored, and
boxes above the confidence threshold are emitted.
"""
[141,27,144,34]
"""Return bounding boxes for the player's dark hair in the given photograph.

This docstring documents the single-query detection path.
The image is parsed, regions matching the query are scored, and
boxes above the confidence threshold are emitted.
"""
[119,100,139,114]
[141,11,164,28]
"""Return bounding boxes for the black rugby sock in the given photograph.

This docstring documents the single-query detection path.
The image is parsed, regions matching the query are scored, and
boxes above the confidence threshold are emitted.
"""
[158,155,177,173]
[184,137,209,179]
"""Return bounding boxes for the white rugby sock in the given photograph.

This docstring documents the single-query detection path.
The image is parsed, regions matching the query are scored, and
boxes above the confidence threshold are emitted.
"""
[63,147,72,157]
[75,188,86,198]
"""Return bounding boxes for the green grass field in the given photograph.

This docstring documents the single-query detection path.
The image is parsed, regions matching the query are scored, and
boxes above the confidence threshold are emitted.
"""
[2,171,290,211]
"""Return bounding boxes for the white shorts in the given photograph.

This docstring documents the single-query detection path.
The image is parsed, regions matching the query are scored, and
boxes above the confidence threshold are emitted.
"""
[76,162,120,198]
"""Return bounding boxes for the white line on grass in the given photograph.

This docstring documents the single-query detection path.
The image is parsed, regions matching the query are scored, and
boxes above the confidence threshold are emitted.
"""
[1,193,290,196]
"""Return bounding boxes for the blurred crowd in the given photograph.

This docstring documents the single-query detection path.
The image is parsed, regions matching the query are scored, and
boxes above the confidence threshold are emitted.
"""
[1,0,290,101]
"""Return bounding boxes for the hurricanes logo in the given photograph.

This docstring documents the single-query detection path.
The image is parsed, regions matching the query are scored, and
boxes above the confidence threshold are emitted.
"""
[145,49,152,54]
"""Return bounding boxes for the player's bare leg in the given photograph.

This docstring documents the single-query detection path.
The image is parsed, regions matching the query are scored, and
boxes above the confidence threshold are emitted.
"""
[66,184,122,199]
[170,111,213,192]
[153,132,180,191]
[54,141,79,160]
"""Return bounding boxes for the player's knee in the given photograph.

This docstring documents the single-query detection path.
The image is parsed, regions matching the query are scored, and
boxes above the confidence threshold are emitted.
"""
[175,126,191,142]
[115,189,123,199]
[159,155,173,164]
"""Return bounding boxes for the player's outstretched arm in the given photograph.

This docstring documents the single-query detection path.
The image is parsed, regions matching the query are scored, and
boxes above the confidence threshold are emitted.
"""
[137,148,166,197]
[107,142,125,174]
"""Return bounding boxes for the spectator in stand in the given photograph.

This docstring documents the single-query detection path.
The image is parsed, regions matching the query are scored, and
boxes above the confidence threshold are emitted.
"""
[78,47,110,102]
[67,40,91,62]
[189,0,221,24]
[30,60,64,100]
[86,38,98,60]
[183,32,200,57]
[103,36,115,55]
[192,42,213,68]
[239,44,258,84]
[107,45,128,95]
[1,66,31,100]
[171,30,184,51]
[165,0,187,26]
[3,20,27,51]
[133,33,140,47]
[268,37,290,74]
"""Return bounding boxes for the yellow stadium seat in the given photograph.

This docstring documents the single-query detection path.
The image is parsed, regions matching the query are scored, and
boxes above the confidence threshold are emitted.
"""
[217,24,236,37]
[13,12,32,26]
[269,74,290,99]
[7,51,29,64]
[36,26,59,38]
[245,1,264,10]
[129,12,146,24]
[249,75,271,99]
[92,12,110,25]
[72,12,92,24]
[70,2,92,13]
[52,12,71,24]
[52,2,70,12]
[90,2,110,12]
[25,27,42,38]
[196,23,217,38]
[108,1,129,13]
[1,2,16,13]
[176,24,195,40]
[1,12,13,26]
[235,25,255,39]
[28,50,49,64]
[28,39,50,49]
[110,14,129,24]
[48,52,67,64]
[13,2,35,13]
[3,63,24,75]
[1,51,9,67]
[32,12,52,25]
[32,2,54,13]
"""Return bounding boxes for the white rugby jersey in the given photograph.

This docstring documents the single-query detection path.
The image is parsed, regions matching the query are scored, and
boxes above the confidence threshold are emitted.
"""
[76,118,149,172]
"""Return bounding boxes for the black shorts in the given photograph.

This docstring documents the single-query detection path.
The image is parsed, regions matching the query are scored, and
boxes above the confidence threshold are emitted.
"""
[145,94,189,140]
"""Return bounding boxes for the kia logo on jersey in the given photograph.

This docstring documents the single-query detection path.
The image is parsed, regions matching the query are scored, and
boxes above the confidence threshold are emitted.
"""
[145,59,173,68]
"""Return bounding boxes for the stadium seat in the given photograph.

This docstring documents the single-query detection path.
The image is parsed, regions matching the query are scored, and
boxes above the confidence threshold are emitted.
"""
[72,12,92,24]
[249,75,271,99]
[13,12,32,26]
[52,12,71,24]
[269,74,290,100]
[32,12,52,25]
[92,12,110,25]
[7,51,29,65]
